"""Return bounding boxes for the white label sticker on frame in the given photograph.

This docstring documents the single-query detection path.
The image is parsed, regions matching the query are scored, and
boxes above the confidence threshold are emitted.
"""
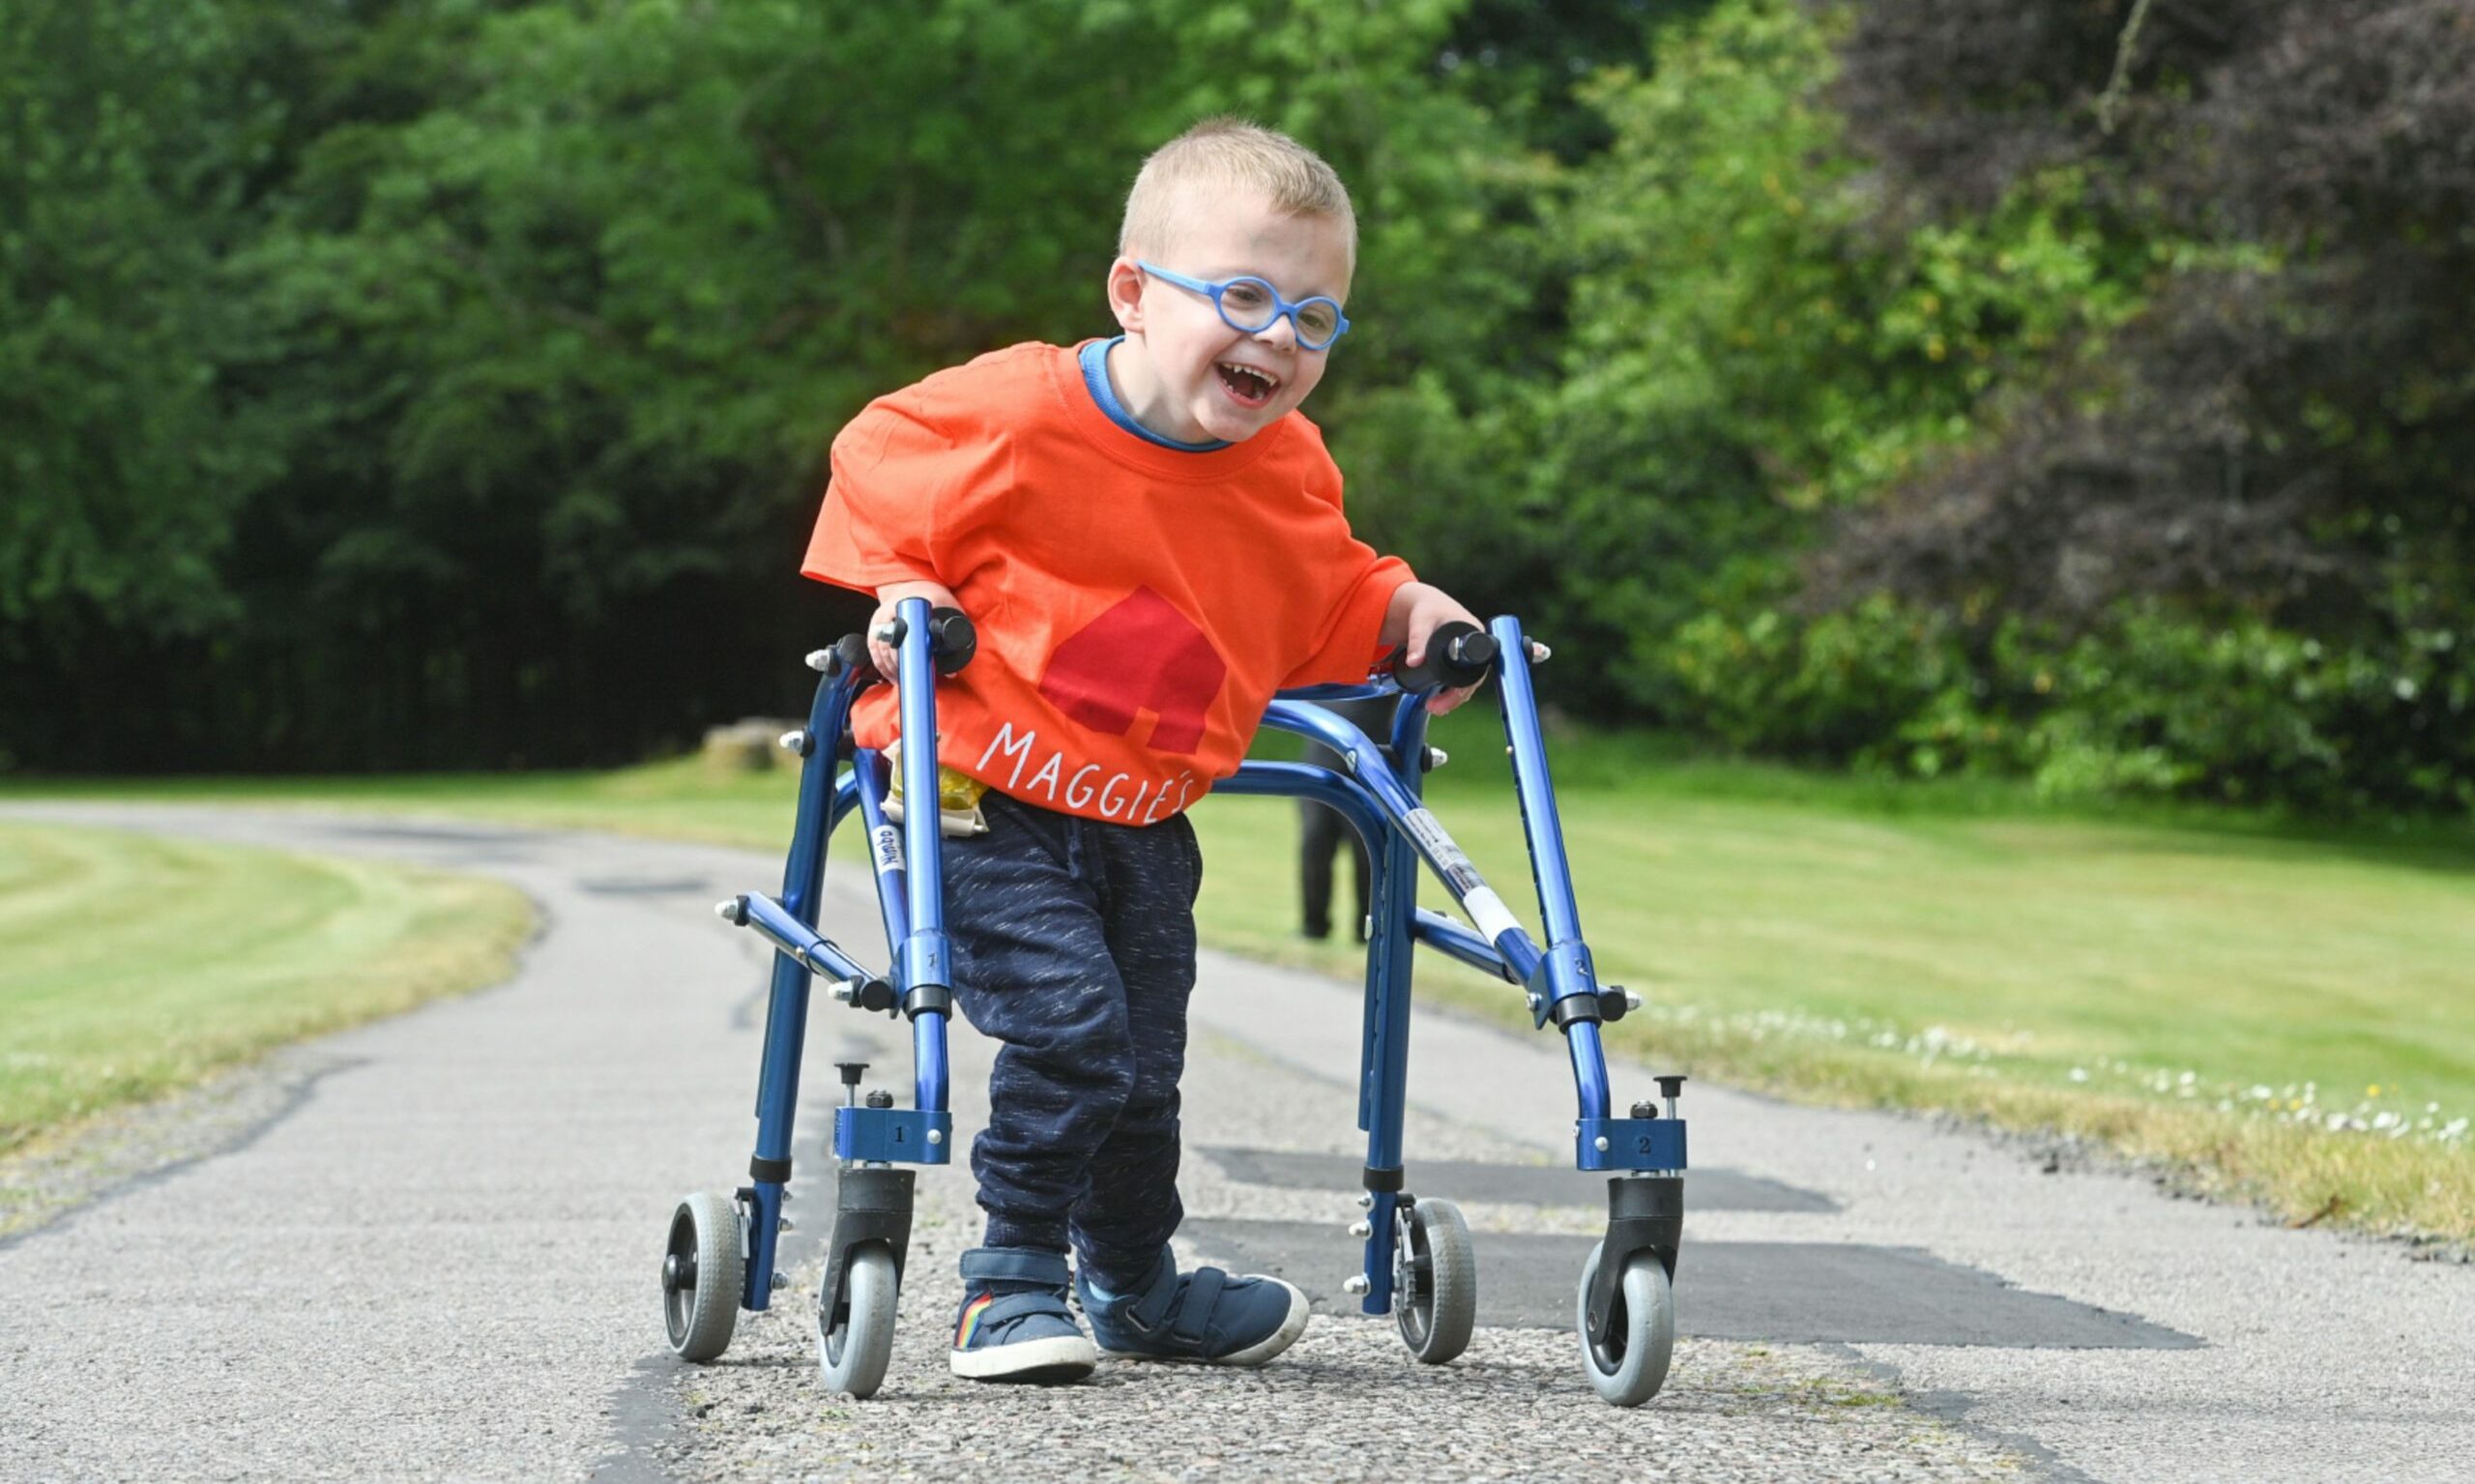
[1403,806,1483,895]
[1461,886,1522,944]
[870,825,904,876]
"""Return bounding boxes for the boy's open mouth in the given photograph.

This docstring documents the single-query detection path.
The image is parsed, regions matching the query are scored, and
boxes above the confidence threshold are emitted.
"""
[1214,361,1279,408]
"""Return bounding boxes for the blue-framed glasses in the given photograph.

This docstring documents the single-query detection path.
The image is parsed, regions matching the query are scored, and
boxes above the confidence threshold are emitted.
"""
[1137,261,1352,350]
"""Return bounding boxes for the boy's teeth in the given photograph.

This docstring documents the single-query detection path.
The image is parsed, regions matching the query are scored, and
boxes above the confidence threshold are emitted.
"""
[1218,362,1277,393]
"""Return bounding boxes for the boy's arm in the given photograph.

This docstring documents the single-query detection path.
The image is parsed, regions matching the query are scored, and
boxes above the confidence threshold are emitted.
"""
[801,392,979,679]
[1381,580,1486,715]
[803,393,972,600]
[866,579,959,681]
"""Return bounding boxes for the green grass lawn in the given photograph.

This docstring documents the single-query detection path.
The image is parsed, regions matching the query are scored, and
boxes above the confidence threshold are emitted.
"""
[1193,736,2475,1242]
[7,711,2471,1240]
[0,822,532,1191]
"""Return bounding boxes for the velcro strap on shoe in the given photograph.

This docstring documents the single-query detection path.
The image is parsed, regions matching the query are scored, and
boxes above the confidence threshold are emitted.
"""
[972,1292,1073,1338]
[959,1247,1072,1288]
[1121,1264,1181,1334]
[1168,1266,1227,1348]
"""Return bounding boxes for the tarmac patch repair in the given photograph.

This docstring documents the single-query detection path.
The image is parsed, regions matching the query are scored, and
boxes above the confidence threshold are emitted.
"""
[1192,1147,2197,1348]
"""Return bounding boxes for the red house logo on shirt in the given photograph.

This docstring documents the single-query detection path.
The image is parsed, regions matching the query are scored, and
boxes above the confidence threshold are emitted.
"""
[1037,587,1226,755]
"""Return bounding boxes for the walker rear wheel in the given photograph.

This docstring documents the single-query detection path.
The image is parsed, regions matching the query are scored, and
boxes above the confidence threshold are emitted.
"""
[1393,1197,1476,1364]
[662,1191,744,1361]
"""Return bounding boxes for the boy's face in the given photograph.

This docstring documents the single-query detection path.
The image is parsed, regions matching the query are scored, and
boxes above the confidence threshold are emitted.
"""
[1106,190,1354,445]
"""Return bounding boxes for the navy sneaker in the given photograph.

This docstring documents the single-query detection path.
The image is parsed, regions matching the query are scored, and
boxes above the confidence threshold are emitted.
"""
[948,1247,1097,1383]
[1077,1246,1309,1365]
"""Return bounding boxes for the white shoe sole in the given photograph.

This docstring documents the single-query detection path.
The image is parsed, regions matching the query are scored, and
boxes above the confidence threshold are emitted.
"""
[948,1332,1097,1383]
[1099,1280,1311,1367]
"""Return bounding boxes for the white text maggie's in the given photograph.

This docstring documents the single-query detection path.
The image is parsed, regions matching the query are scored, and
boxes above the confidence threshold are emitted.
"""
[975,721,1202,823]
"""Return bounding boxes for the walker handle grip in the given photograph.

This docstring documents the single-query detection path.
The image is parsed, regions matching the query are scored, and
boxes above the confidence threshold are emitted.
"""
[922,606,976,675]
[868,606,977,676]
[1392,621,1497,694]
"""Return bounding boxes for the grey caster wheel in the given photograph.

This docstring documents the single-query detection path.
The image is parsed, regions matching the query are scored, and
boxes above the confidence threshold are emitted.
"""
[817,1244,898,1397]
[662,1191,745,1361]
[1576,1238,1674,1406]
[1393,1197,1476,1364]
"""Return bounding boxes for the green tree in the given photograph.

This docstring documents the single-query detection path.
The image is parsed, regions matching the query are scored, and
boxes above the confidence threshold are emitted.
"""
[11,0,1550,770]
[0,0,282,655]
[1510,0,2143,726]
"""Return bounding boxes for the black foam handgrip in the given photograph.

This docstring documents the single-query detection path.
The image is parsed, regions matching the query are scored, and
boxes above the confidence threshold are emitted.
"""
[1392,621,1498,693]
[832,633,870,678]
[925,606,976,675]
[866,607,976,676]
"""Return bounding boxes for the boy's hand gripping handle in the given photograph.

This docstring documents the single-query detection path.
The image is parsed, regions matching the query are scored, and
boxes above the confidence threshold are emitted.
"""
[1392,620,1498,694]
[864,606,978,677]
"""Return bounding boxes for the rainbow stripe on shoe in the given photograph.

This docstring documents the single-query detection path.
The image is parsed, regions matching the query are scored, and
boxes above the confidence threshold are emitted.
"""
[946,1249,1097,1383]
[954,1293,997,1350]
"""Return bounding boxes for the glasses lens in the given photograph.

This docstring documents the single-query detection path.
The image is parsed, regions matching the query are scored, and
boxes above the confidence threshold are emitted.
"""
[1294,299,1340,346]
[1215,278,1280,332]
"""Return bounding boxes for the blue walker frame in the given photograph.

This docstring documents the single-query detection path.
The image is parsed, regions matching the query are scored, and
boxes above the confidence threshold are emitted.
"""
[693,597,1689,1396]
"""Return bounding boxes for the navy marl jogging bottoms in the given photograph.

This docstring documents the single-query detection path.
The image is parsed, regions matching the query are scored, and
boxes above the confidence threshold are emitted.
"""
[942,788,1202,1292]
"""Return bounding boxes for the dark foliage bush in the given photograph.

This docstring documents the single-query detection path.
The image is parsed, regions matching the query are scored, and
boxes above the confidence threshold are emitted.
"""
[1792,0,2475,810]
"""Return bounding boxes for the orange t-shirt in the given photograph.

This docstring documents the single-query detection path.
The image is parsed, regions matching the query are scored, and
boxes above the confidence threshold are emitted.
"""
[801,341,1413,824]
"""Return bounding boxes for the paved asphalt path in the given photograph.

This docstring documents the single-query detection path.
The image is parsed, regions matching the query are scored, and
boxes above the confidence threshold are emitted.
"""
[1,804,2467,1482]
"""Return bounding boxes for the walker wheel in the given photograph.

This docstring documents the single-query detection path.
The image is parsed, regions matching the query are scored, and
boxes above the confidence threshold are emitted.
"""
[817,1244,899,1398]
[1392,1197,1476,1364]
[662,1191,745,1361]
[1576,1238,1674,1407]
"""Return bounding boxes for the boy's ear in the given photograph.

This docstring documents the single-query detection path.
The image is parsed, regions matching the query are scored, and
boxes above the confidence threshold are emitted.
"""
[1106,257,1146,335]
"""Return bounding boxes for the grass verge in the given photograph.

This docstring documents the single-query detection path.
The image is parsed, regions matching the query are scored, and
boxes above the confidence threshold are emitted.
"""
[0,821,533,1173]
[7,713,2471,1242]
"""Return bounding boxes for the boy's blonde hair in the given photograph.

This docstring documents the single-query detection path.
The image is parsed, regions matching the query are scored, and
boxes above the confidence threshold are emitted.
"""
[1119,118,1356,272]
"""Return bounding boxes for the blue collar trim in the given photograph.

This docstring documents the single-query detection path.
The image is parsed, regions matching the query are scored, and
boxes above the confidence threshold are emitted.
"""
[1080,337,1228,452]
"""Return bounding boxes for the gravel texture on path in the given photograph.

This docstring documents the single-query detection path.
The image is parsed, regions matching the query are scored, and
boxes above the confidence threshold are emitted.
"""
[650,1031,2020,1484]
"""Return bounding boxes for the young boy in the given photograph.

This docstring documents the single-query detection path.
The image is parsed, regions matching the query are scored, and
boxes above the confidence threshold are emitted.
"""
[801,119,1481,1384]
